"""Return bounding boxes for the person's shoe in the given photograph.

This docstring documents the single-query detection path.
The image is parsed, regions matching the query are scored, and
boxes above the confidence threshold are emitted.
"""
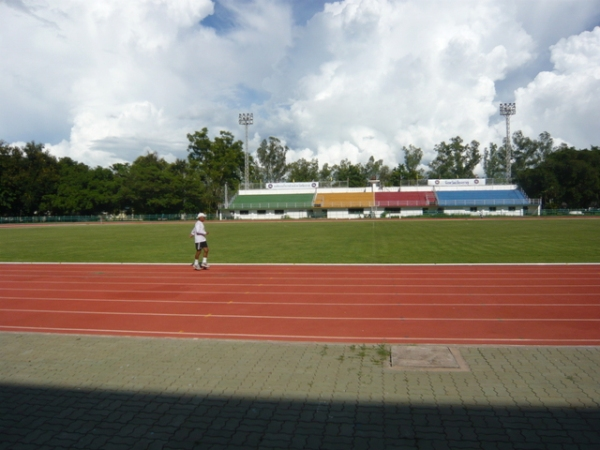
[193,263,201,271]
[201,263,209,270]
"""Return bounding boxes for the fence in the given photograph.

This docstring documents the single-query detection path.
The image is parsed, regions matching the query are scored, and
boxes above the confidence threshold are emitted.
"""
[437,199,542,206]
[2,209,599,224]
[227,202,314,209]
[0,213,213,224]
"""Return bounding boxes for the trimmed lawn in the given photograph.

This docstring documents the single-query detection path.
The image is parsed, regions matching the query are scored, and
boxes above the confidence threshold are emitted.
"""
[0,217,599,264]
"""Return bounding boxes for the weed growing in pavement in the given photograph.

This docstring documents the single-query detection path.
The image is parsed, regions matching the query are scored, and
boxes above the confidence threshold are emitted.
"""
[345,344,390,366]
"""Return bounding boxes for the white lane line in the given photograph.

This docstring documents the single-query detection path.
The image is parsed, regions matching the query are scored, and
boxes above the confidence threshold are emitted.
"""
[1,325,600,344]
[3,262,600,265]
[2,271,597,278]
[1,290,599,300]
[1,296,599,307]
[2,280,600,295]
[2,308,600,321]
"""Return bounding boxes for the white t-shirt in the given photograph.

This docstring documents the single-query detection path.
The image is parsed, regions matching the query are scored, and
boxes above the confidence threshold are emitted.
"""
[191,220,207,243]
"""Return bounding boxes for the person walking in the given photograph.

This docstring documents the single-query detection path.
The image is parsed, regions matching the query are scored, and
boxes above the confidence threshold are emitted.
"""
[190,212,209,270]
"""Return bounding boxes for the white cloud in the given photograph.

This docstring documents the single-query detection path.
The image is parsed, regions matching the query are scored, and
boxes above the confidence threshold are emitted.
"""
[267,0,535,166]
[0,0,292,166]
[1,0,599,172]
[515,26,600,149]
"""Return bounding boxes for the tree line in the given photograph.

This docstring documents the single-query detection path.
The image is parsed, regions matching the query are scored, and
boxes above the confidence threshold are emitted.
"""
[1,128,598,216]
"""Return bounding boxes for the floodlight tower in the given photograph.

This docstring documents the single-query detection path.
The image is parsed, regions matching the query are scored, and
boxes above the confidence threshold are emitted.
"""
[238,113,253,190]
[499,102,516,182]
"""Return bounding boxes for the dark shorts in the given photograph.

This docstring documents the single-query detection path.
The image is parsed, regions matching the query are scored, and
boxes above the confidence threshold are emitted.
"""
[195,242,208,251]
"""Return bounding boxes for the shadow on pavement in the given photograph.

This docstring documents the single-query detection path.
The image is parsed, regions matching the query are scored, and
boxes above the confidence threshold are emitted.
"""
[2,384,599,449]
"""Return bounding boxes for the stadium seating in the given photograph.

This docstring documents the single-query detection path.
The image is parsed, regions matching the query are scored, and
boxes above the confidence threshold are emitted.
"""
[435,189,529,206]
[375,191,436,207]
[313,192,374,208]
[224,182,538,219]
[228,193,315,209]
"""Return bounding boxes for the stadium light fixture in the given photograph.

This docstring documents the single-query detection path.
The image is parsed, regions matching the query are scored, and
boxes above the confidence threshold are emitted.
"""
[499,103,516,182]
[239,113,253,190]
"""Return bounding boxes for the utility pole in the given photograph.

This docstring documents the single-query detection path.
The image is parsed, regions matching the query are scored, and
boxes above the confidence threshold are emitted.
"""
[499,103,516,182]
[238,113,253,190]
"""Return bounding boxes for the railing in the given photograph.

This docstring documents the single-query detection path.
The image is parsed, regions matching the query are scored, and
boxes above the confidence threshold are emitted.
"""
[227,202,314,209]
[437,198,541,206]
[541,209,600,216]
[375,200,436,207]
[0,213,214,224]
[0,215,103,224]
[4,208,599,224]
[238,180,349,191]
[237,179,516,191]
[312,201,375,208]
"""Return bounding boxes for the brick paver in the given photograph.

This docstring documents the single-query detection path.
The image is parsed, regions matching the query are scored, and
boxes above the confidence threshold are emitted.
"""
[1,333,599,449]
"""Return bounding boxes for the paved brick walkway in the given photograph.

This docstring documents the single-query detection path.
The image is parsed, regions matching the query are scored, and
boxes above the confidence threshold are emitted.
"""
[1,333,599,449]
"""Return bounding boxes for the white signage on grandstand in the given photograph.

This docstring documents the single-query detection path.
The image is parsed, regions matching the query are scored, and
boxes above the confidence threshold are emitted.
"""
[266,182,319,189]
[428,179,486,186]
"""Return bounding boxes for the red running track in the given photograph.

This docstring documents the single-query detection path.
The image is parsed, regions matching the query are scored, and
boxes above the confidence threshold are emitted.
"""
[0,263,599,345]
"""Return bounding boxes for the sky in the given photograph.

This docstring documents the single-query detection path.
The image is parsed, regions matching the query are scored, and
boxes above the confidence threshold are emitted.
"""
[1,0,600,173]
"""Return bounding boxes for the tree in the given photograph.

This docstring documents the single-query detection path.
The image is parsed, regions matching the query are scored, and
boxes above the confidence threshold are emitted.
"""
[111,162,133,214]
[0,141,24,215]
[389,164,407,186]
[512,131,555,174]
[319,163,334,183]
[360,155,392,187]
[86,165,119,214]
[247,155,262,186]
[483,142,508,180]
[126,152,182,214]
[256,137,288,183]
[44,158,115,215]
[362,156,381,180]
[517,146,600,209]
[428,137,481,179]
[287,158,318,182]
[403,145,424,179]
[169,158,205,214]
[377,165,392,187]
[333,159,365,187]
[390,145,426,185]
[20,142,60,215]
[187,128,245,214]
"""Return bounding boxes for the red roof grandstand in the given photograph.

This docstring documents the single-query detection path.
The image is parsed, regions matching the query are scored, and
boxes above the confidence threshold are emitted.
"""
[375,191,436,207]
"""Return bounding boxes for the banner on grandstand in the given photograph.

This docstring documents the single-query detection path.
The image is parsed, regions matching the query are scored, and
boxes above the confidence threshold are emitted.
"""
[266,182,319,189]
[428,179,486,186]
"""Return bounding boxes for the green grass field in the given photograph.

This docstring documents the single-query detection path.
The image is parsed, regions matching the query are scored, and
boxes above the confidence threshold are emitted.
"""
[1,217,599,264]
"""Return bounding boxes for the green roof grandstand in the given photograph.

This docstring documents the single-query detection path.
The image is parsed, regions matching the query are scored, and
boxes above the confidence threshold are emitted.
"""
[228,193,315,209]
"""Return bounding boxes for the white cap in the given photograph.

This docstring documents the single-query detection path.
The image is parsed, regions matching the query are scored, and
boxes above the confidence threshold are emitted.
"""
[197,212,206,218]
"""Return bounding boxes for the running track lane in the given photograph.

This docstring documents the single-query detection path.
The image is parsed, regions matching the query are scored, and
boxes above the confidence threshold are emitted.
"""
[0,264,599,345]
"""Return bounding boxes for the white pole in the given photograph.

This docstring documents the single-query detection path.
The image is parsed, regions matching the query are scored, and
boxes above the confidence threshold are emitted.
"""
[239,113,253,190]
[499,103,516,183]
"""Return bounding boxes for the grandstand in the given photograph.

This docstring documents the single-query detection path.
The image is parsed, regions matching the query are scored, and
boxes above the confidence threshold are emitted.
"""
[311,191,374,219]
[375,191,436,207]
[227,193,315,219]
[222,179,541,219]
[228,193,314,209]
[436,189,528,206]
[313,192,374,208]
[433,185,538,216]
[372,189,437,218]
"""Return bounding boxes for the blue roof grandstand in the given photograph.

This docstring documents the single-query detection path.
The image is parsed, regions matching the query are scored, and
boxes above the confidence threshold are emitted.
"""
[436,189,530,206]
